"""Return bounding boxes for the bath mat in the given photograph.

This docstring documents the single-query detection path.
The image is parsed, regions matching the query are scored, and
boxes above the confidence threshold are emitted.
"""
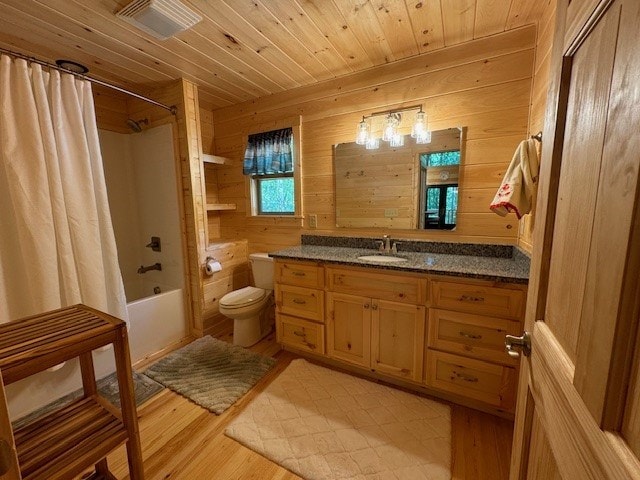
[96,370,165,408]
[144,335,276,414]
[12,371,164,430]
[225,359,451,480]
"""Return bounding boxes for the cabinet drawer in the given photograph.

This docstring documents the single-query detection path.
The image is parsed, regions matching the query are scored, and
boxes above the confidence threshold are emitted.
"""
[277,314,325,354]
[326,267,426,305]
[275,284,324,322]
[425,350,517,411]
[428,309,521,365]
[430,280,525,320]
[275,261,324,288]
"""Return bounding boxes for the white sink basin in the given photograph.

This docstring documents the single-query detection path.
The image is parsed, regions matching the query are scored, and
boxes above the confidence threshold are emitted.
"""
[357,255,408,263]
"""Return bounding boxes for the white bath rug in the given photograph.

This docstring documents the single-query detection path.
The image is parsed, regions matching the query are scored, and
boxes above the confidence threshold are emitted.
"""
[225,359,451,480]
[144,335,276,414]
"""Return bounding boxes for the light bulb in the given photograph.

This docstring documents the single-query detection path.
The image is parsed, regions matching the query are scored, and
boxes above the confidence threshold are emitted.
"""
[382,113,400,142]
[365,136,380,149]
[390,133,405,147]
[416,130,432,144]
[355,117,369,145]
[412,110,426,138]
[382,114,395,142]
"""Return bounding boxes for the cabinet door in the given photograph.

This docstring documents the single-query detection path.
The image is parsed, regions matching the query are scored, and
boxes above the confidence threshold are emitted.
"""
[0,372,21,480]
[326,292,371,368]
[371,300,425,382]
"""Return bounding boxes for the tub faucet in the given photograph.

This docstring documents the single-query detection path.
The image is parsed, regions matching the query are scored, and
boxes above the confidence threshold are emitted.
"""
[138,263,162,274]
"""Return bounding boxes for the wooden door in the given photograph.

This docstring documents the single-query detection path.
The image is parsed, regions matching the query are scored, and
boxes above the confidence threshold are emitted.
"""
[0,372,21,480]
[326,292,371,368]
[370,299,425,382]
[510,0,640,478]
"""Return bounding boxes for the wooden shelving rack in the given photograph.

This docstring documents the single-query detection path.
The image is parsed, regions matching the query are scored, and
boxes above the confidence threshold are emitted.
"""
[0,305,144,480]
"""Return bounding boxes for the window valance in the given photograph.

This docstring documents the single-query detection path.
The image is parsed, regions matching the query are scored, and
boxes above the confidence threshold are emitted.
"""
[243,127,293,175]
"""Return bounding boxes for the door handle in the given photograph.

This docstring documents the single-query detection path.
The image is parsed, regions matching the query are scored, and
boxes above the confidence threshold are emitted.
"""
[505,332,531,358]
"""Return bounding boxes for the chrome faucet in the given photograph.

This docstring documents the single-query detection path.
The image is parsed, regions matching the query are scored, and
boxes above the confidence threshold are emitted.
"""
[137,263,162,274]
[379,235,391,253]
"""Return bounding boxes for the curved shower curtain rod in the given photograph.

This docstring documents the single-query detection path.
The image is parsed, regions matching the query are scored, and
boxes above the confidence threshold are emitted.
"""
[0,46,177,115]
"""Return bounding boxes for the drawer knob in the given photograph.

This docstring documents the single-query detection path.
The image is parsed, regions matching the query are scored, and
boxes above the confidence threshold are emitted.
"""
[292,298,307,305]
[293,330,306,337]
[371,304,378,310]
[291,271,306,277]
[459,331,482,340]
[364,304,370,309]
[459,294,485,302]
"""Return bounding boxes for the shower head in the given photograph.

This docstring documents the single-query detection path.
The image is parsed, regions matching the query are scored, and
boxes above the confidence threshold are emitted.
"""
[126,118,148,133]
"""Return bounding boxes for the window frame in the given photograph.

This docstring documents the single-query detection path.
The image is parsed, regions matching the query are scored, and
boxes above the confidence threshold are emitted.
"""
[245,116,302,219]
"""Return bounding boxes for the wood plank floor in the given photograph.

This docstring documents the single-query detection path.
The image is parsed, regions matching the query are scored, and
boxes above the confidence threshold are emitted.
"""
[83,331,514,479]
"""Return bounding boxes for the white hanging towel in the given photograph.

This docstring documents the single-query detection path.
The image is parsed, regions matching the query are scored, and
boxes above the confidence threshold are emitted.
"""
[490,138,539,219]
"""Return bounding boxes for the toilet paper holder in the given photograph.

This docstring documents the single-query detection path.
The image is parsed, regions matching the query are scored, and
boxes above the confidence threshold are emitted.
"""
[203,256,222,276]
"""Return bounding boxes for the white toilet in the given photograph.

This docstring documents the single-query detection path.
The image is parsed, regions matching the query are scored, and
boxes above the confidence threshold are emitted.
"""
[219,252,275,347]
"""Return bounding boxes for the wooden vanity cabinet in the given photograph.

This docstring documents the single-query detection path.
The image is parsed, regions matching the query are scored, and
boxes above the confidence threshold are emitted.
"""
[274,258,527,416]
[425,277,527,412]
[326,267,427,382]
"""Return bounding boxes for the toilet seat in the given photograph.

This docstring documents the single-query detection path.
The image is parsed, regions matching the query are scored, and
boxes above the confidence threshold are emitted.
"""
[220,286,267,309]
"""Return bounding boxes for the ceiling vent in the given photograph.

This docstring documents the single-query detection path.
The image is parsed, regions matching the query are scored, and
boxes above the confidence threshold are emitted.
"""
[116,0,202,40]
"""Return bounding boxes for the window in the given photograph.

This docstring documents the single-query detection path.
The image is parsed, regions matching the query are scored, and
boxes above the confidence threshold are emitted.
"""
[255,175,294,215]
[243,124,301,217]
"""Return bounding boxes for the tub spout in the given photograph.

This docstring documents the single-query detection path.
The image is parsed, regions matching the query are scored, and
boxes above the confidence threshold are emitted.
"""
[138,263,162,274]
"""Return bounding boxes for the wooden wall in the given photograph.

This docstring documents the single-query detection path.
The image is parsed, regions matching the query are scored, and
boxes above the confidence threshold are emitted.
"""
[93,86,129,134]
[211,26,537,254]
[518,0,557,253]
[200,105,250,335]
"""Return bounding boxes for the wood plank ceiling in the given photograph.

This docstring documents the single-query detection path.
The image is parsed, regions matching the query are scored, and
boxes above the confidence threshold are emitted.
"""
[0,0,543,109]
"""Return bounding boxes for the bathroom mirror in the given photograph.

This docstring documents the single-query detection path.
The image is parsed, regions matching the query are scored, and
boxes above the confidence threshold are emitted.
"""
[334,127,463,229]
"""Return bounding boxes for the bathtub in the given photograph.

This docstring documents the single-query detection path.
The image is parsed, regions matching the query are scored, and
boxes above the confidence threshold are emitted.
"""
[126,281,188,363]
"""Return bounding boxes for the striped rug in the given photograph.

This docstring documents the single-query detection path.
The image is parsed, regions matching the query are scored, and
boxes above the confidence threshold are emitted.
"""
[144,336,276,414]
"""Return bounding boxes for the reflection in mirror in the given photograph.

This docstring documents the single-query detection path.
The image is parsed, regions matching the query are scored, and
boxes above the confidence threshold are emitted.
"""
[419,143,461,230]
[334,127,463,230]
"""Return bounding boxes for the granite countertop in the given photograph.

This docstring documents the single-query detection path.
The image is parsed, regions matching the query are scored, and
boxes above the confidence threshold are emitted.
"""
[269,244,530,284]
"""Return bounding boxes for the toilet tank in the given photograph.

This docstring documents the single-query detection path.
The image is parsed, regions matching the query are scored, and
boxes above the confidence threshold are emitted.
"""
[249,253,274,290]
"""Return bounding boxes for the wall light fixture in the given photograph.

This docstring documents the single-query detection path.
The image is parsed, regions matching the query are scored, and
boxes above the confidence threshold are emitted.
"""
[355,105,431,149]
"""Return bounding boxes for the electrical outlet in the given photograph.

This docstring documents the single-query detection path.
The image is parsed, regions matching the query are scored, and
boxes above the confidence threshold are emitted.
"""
[308,214,318,228]
[384,208,399,217]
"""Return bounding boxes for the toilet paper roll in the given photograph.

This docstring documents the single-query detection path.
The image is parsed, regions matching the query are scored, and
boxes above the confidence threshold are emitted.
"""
[204,257,222,276]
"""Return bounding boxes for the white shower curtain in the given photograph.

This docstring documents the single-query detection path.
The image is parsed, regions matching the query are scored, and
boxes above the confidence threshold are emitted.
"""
[0,54,127,323]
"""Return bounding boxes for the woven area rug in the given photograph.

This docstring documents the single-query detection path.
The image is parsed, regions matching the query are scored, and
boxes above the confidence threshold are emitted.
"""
[144,335,276,414]
[225,359,451,480]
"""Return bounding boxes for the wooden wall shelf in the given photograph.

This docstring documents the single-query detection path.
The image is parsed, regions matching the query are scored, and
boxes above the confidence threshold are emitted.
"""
[206,203,236,211]
[202,154,228,165]
[0,305,144,480]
